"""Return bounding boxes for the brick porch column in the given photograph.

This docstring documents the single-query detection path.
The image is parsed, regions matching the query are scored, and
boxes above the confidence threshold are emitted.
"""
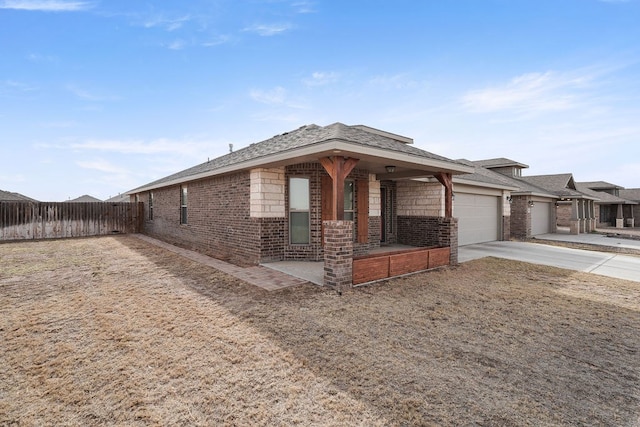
[323,220,353,291]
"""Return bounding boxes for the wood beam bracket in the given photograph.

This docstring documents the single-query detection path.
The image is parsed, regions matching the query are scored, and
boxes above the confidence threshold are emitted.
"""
[320,156,359,220]
[434,172,453,218]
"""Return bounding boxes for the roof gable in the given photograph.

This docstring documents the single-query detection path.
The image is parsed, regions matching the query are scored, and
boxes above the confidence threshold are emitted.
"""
[0,189,38,202]
[520,174,587,199]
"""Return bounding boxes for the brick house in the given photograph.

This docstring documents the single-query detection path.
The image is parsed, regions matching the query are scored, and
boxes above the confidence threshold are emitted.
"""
[463,159,598,238]
[576,182,637,228]
[128,123,473,287]
[619,188,640,224]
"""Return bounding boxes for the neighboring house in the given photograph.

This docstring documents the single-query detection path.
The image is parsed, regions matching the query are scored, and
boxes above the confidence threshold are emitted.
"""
[69,195,103,203]
[105,193,130,203]
[619,188,640,224]
[128,123,474,287]
[577,182,637,228]
[0,189,38,202]
[467,159,597,238]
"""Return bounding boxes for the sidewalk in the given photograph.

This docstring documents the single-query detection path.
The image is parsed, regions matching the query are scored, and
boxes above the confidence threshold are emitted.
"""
[533,232,640,252]
[133,234,311,291]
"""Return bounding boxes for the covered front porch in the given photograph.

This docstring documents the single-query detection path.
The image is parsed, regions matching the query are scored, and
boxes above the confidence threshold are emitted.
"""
[262,243,450,286]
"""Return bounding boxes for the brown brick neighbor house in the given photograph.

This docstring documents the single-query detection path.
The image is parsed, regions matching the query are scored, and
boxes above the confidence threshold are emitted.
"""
[128,123,473,287]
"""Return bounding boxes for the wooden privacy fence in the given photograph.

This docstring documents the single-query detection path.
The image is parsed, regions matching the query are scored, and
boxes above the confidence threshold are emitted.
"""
[0,202,143,241]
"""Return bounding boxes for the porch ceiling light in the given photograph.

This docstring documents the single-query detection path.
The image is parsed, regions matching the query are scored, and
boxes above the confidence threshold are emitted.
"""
[385,165,396,173]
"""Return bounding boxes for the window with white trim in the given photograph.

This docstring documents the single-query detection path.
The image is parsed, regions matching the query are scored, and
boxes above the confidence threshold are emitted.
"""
[289,177,310,244]
[148,191,154,220]
[180,186,188,224]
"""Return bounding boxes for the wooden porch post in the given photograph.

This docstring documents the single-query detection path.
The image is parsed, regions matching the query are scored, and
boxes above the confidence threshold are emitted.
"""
[319,156,359,220]
[434,172,453,218]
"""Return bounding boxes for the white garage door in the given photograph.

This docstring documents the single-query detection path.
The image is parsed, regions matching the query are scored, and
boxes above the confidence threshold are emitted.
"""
[531,202,551,235]
[454,193,500,246]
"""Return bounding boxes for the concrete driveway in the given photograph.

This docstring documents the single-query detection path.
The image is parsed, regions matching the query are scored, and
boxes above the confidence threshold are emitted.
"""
[459,240,640,283]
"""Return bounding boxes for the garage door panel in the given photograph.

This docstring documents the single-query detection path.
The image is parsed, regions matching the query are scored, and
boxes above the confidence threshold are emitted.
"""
[531,202,551,235]
[454,193,500,246]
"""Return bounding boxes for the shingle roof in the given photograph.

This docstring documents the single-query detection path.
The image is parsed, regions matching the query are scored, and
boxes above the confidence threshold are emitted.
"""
[105,193,130,203]
[454,159,520,189]
[0,189,38,202]
[473,158,529,169]
[575,183,636,204]
[579,181,624,190]
[519,174,588,199]
[69,195,103,203]
[461,161,557,197]
[619,188,640,202]
[129,122,470,193]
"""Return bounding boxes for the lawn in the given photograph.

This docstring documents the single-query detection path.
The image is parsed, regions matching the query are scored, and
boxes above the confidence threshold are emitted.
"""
[1,236,639,426]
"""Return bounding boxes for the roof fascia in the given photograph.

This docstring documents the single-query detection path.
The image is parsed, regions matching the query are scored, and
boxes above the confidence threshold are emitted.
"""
[129,139,474,194]
[453,177,520,191]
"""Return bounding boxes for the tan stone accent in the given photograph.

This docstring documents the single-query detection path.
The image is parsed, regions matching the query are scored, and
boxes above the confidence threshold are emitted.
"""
[250,167,286,218]
[396,180,443,217]
[368,174,381,217]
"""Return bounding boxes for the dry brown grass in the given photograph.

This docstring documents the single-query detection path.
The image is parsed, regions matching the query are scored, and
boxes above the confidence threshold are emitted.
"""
[1,236,639,426]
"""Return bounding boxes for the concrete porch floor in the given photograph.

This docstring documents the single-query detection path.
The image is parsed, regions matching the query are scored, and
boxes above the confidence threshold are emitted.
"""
[261,244,417,286]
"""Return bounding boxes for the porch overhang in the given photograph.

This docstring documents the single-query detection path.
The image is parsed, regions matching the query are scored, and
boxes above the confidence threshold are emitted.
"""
[129,139,474,194]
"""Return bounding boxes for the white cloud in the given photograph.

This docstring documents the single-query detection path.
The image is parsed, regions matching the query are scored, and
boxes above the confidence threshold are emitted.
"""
[303,71,339,86]
[243,23,292,36]
[26,53,58,62]
[77,159,127,174]
[250,86,288,105]
[368,73,419,90]
[142,14,191,31]
[292,1,316,13]
[66,84,120,101]
[3,80,38,92]
[461,71,595,114]
[0,0,93,11]
[202,35,231,47]
[69,138,216,158]
[166,39,186,50]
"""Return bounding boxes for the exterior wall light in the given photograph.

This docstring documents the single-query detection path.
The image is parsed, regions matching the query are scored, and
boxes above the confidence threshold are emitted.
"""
[385,165,396,173]
[528,200,535,207]
[506,196,512,203]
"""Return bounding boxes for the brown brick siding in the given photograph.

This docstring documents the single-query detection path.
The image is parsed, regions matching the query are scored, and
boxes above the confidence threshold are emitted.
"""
[135,162,380,266]
[510,196,531,239]
[285,163,375,261]
[396,215,458,264]
[323,220,353,290]
[556,202,572,227]
[136,172,262,266]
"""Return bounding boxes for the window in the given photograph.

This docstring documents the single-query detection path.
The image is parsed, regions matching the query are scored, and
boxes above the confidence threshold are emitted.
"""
[180,186,188,224]
[289,177,310,244]
[344,180,354,221]
[148,191,154,220]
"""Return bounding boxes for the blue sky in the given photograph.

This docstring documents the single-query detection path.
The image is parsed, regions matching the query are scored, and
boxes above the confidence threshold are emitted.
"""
[1,0,639,201]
